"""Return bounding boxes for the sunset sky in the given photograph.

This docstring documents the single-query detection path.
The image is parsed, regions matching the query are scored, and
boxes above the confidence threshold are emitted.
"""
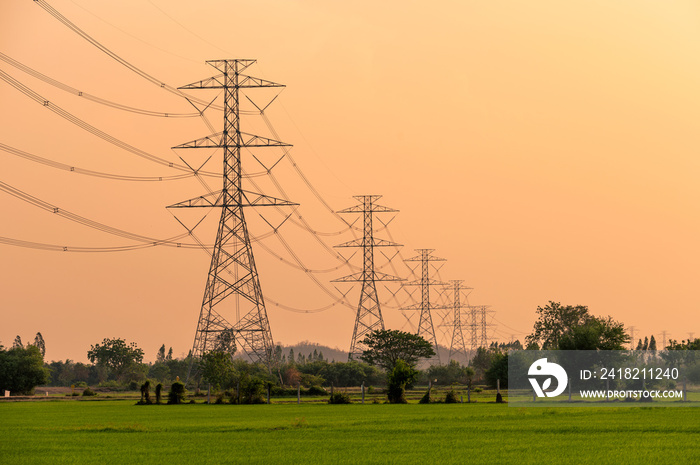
[2,0,699,362]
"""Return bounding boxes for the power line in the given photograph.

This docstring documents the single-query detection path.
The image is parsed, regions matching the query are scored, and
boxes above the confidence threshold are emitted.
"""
[68,0,202,64]
[0,142,194,182]
[34,0,224,111]
[0,52,202,118]
[0,67,219,176]
[0,178,226,249]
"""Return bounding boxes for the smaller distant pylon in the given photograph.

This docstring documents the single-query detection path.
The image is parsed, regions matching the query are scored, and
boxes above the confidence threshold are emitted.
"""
[332,195,403,361]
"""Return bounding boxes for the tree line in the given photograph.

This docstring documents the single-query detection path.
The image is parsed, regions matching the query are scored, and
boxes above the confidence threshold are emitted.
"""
[3,301,699,397]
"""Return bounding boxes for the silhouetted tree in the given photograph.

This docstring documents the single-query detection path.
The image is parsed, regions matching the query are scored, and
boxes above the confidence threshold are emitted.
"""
[649,335,657,351]
[33,333,46,357]
[360,329,435,371]
[87,338,144,381]
[0,345,49,395]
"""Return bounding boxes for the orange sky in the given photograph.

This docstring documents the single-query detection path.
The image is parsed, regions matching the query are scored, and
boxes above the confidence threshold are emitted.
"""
[2,0,699,362]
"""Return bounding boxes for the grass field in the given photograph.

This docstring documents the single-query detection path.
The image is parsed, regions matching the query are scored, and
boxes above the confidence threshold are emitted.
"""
[1,400,698,464]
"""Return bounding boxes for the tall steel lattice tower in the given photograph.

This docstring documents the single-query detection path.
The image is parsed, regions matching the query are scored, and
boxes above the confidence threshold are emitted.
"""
[467,305,493,351]
[402,249,448,364]
[447,280,472,362]
[168,60,295,378]
[332,195,403,360]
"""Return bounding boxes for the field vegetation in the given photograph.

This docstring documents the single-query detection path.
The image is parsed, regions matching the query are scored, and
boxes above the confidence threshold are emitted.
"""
[1,400,699,464]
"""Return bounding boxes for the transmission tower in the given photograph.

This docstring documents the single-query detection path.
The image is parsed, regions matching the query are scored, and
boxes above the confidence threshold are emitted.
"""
[332,195,403,360]
[401,249,448,364]
[466,305,493,352]
[168,59,295,379]
[446,280,473,363]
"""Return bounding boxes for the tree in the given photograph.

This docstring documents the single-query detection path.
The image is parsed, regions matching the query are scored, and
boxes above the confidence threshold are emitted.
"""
[649,335,657,351]
[156,344,166,363]
[201,351,236,390]
[427,360,474,385]
[212,329,236,354]
[166,347,173,361]
[643,336,649,351]
[526,301,589,349]
[557,316,629,350]
[387,359,418,404]
[0,345,49,395]
[360,329,435,371]
[527,301,629,350]
[636,339,643,351]
[469,347,497,382]
[485,353,508,388]
[87,338,144,380]
[33,332,46,358]
[12,336,23,349]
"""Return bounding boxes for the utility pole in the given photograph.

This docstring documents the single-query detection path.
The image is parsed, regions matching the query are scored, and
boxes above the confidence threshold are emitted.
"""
[401,249,448,364]
[168,59,296,380]
[332,195,403,360]
[446,280,472,363]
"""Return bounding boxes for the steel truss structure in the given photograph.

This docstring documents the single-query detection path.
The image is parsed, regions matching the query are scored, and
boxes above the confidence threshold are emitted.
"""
[401,249,449,363]
[332,195,403,360]
[466,305,494,352]
[446,280,473,362]
[168,59,295,379]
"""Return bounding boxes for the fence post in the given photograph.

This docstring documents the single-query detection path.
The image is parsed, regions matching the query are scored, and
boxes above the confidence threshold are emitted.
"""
[361,382,365,404]
[684,378,687,402]
[267,384,271,404]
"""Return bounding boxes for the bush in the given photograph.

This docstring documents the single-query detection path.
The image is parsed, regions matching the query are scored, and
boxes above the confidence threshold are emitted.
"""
[444,390,459,404]
[98,380,123,391]
[239,376,266,404]
[271,386,304,396]
[419,388,432,404]
[82,387,97,397]
[75,381,88,388]
[387,360,417,404]
[140,380,151,404]
[328,392,352,404]
[168,381,186,404]
[307,385,327,396]
[155,383,163,404]
[128,380,140,391]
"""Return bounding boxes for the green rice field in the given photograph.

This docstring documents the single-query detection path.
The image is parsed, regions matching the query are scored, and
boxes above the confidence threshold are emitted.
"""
[2,399,698,464]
